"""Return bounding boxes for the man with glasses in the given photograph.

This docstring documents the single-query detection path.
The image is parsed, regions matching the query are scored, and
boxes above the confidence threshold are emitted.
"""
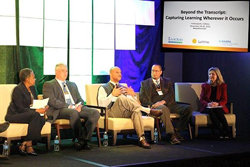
[140,64,192,144]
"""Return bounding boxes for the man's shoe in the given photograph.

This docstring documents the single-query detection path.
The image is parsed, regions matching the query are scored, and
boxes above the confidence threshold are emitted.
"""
[0,121,10,133]
[169,134,180,145]
[83,142,92,150]
[0,154,9,160]
[75,141,84,151]
[149,109,163,117]
[174,129,185,141]
[138,139,151,149]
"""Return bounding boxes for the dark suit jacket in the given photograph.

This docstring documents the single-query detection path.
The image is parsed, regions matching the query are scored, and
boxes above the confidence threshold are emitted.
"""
[5,82,37,119]
[43,79,84,123]
[200,83,229,114]
[139,77,175,107]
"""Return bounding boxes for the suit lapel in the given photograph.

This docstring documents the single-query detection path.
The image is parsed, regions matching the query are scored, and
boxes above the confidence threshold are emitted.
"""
[54,79,65,99]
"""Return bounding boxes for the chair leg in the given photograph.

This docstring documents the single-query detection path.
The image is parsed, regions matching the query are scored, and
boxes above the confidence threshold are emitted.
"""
[188,123,193,140]
[7,138,11,155]
[47,134,51,150]
[151,128,154,142]
[232,124,236,138]
[55,124,61,145]
[195,125,198,138]
[96,123,101,147]
[112,131,118,146]
[155,118,161,141]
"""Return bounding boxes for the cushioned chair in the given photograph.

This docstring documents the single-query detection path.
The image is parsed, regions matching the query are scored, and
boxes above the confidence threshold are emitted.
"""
[0,84,51,155]
[38,94,101,147]
[85,84,155,145]
[175,82,236,138]
[53,119,101,147]
[135,93,192,141]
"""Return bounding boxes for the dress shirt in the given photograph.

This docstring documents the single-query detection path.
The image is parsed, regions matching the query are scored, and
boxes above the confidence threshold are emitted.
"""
[98,81,118,107]
[152,78,160,85]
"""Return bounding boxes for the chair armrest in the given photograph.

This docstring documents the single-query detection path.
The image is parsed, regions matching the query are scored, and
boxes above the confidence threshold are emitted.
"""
[176,101,191,105]
[226,102,233,114]
[85,104,109,131]
[85,105,106,115]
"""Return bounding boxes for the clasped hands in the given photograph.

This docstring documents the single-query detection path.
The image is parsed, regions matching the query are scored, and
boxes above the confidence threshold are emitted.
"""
[207,102,219,107]
[151,100,166,108]
[69,103,83,112]
[36,105,49,114]
[112,86,135,97]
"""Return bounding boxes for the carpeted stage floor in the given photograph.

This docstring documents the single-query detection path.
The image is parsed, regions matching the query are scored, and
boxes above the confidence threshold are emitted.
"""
[1,131,250,167]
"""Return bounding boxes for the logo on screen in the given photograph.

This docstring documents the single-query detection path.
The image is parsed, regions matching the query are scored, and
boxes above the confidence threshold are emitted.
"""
[168,37,183,44]
[192,39,197,44]
[218,40,235,46]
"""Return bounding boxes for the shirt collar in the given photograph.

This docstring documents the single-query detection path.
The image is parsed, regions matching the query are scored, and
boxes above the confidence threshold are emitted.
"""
[109,81,118,86]
[152,78,160,84]
[56,78,66,85]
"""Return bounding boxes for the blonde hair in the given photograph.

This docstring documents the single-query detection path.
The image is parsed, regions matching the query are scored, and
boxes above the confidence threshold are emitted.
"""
[207,67,225,85]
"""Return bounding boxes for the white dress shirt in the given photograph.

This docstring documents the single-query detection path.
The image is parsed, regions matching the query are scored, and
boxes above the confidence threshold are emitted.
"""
[98,81,118,107]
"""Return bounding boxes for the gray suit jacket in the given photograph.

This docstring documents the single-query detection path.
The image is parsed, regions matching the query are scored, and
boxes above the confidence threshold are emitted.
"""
[43,79,84,123]
[139,77,175,107]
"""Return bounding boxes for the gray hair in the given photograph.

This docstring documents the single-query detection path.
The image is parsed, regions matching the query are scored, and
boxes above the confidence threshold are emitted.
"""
[55,63,67,71]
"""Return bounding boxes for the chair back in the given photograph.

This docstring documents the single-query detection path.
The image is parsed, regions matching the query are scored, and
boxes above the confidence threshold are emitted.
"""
[0,84,17,121]
[85,83,127,106]
[175,83,203,111]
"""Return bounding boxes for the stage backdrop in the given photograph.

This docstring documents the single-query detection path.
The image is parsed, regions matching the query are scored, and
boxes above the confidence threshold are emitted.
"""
[0,0,164,99]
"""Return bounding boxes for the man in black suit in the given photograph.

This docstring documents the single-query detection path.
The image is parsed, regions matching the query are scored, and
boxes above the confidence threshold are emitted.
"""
[43,63,100,150]
[140,64,192,144]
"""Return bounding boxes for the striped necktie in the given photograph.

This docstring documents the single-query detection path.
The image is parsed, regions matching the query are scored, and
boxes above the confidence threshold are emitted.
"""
[62,82,73,105]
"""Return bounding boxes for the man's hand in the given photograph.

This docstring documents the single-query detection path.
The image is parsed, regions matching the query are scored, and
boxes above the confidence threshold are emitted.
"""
[112,87,123,97]
[75,104,83,112]
[152,100,166,108]
[124,86,135,96]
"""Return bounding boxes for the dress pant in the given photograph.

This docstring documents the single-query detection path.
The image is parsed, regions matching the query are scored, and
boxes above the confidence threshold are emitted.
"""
[6,111,45,141]
[57,106,100,141]
[203,108,229,135]
[109,95,144,138]
[156,102,192,133]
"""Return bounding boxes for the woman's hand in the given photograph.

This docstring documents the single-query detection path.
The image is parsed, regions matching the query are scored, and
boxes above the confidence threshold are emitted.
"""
[36,105,49,114]
[207,102,219,107]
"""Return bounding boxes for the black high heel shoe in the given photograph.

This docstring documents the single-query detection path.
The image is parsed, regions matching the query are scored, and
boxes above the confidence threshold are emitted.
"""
[18,143,27,156]
[26,146,38,156]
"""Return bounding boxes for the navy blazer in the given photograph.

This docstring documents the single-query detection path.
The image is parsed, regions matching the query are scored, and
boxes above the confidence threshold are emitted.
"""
[43,79,84,123]
[5,82,37,120]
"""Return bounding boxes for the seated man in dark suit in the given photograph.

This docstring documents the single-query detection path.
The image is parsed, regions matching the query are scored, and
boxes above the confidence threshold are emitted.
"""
[97,66,163,149]
[140,64,192,144]
[43,63,100,151]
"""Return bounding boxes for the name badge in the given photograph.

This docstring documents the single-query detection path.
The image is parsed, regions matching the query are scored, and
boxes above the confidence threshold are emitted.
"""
[157,90,163,95]
[65,94,70,99]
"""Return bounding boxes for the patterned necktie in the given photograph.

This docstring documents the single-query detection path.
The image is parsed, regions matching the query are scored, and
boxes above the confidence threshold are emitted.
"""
[156,80,160,89]
[62,82,73,105]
